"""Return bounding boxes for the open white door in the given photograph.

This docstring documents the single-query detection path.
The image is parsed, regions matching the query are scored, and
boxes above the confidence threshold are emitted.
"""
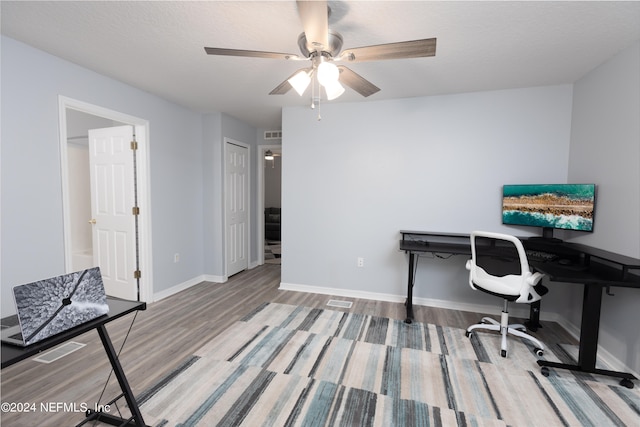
[89,126,138,299]
[226,141,249,277]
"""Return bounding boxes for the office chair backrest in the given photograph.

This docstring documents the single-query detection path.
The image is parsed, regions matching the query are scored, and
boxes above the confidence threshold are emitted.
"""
[467,231,543,303]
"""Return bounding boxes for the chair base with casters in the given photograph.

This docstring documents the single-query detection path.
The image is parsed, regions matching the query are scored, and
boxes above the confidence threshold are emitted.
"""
[464,231,547,359]
[465,300,544,358]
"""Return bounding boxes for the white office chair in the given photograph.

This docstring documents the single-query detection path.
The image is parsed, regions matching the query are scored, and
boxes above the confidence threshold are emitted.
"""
[465,231,545,357]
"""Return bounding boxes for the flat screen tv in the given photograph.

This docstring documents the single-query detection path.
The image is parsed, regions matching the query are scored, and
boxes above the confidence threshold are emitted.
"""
[502,184,596,240]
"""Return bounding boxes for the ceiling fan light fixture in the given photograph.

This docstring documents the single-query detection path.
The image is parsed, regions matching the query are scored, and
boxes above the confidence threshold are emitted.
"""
[324,80,345,101]
[317,61,339,87]
[265,150,275,160]
[288,70,311,96]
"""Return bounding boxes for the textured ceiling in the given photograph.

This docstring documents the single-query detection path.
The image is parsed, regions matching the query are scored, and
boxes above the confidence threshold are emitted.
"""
[2,1,640,130]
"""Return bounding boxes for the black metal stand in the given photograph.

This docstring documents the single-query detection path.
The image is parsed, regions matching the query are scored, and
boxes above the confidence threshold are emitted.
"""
[405,252,416,323]
[538,284,636,388]
[78,325,149,426]
[524,300,543,332]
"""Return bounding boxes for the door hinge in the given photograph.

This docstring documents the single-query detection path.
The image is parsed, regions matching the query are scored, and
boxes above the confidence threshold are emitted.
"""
[134,270,141,279]
[132,206,140,215]
[130,140,138,151]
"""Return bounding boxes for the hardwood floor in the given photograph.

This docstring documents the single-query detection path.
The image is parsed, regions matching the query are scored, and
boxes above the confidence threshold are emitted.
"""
[0,264,575,426]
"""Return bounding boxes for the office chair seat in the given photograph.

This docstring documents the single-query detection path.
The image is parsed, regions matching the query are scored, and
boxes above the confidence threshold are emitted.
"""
[465,231,546,358]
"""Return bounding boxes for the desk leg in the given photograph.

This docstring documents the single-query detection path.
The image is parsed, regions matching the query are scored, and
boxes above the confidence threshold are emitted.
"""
[87,325,149,426]
[525,301,542,332]
[538,283,636,388]
[578,283,602,369]
[405,252,416,324]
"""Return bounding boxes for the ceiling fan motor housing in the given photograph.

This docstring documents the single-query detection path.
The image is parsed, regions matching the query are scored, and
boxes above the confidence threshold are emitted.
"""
[298,30,343,59]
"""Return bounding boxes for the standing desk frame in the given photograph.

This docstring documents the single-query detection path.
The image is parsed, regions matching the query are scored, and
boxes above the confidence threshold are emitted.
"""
[399,231,472,324]
[399,230,640,388]
[2,297,149,426]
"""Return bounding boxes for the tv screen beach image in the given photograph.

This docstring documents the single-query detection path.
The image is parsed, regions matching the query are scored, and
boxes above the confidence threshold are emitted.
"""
[502,184,595,231]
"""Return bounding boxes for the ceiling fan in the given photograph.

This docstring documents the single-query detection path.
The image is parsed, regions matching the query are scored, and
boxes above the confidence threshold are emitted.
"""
[204,0,436,101]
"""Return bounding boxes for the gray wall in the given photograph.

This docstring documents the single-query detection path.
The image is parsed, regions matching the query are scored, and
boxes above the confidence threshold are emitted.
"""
[567,40,640,373]
[1,36,205,313]
[281,85,573,308]
[202,113,224,277]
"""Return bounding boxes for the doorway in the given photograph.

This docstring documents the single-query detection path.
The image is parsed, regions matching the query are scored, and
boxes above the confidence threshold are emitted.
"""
[58,96,152,302]
[258,145,282,265]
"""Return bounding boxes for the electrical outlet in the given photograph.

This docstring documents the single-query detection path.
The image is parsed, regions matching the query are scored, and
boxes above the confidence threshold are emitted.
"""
[357,257,364,267]
[174,253,180,263]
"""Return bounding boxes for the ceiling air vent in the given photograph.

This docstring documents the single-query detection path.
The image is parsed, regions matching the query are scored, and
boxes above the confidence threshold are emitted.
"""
[264,130,282,140]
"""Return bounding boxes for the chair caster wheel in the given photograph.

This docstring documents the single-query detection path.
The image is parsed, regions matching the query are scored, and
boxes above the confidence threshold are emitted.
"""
[465,331,472,338]
[541,367,550,377]
[620,378,634,389]
[501,349,507,358]
[534,348,544,357]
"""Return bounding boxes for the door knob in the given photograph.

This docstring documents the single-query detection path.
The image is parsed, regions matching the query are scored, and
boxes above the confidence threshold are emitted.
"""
[89,219,96,224]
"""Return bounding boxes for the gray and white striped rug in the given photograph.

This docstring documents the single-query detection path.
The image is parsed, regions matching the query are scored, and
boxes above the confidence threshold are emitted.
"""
[138,303,640,426]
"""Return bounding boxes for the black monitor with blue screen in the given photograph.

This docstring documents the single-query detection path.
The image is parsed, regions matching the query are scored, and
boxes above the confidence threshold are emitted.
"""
[502,183,596,242]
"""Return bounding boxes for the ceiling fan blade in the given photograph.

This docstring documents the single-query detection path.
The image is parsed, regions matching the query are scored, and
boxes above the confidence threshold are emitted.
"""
[339,38,436,62]
[337,66,380,97]
[204,47,300,61]
[269,68,312,95]
[269,78,293,95]
[297,0,329,50]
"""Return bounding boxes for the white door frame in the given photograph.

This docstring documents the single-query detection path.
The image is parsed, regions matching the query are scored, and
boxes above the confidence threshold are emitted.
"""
[223,137,251,278]
[257,144,282,265]
[58,96,153,303]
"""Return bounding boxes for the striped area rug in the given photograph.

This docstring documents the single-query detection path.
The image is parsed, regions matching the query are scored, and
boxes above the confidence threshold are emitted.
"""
[138,303,640,426]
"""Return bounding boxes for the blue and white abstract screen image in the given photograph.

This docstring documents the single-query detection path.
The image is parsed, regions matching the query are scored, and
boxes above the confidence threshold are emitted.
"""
[13,267,109,346]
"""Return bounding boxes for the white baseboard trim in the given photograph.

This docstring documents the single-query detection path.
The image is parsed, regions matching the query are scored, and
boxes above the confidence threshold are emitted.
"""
[279,282,406,304]
[278,281,638,379]
[153,274,226,302]
[279,282,554,321]
[204,274,227,283]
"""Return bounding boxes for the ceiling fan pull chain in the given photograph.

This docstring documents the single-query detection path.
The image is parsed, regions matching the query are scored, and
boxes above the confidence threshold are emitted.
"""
[308,72,321,120]
[311,72,316,109]
[316,78,322,120]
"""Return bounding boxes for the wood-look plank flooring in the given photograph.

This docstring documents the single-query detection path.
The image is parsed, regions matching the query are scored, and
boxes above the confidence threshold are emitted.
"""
[0,264,575,426]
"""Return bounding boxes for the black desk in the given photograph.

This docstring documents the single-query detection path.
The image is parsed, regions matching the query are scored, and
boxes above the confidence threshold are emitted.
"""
[400,231,472,323]
[2,297,149,426]
[399,230,640,388]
